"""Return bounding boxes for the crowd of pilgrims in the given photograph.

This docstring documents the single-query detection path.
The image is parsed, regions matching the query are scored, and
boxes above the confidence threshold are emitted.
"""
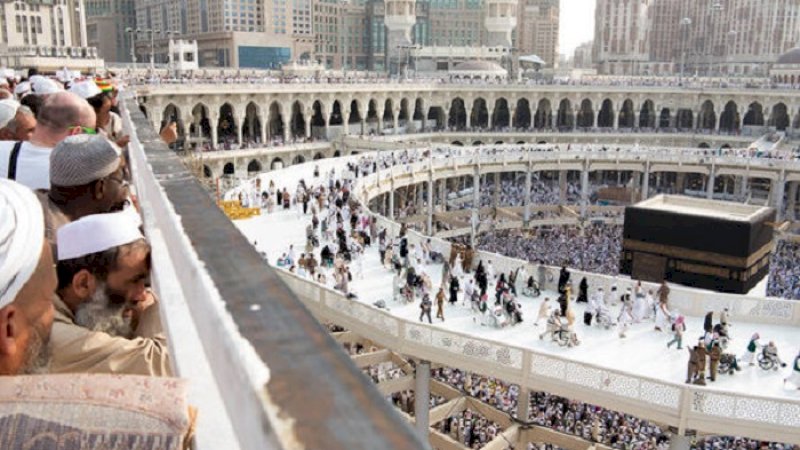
[261,151,800,389]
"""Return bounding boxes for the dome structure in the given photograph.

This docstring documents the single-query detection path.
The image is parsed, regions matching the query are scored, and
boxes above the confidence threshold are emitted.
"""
[771,47,800,85]
[449,60,508,80]
[776,47,800,65]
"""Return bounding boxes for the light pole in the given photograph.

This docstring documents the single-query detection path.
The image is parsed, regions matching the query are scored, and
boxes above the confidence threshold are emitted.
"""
[679,18,691,84]
[125,27,139,70]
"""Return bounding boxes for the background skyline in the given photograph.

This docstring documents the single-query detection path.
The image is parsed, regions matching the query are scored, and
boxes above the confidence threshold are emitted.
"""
[559,0,596,56]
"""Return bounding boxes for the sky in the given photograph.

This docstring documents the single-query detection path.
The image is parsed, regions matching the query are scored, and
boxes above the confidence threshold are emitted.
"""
[559,0,597,57]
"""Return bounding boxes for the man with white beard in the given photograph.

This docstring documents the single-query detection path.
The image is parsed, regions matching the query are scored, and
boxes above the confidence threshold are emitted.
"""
[50,210,171,375]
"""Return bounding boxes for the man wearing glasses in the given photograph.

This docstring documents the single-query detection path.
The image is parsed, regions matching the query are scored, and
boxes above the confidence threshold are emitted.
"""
[0,91,96,190]
[36,134,130,258]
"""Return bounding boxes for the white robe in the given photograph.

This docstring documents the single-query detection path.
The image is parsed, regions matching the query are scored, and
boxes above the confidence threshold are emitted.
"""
[655,302,671,330]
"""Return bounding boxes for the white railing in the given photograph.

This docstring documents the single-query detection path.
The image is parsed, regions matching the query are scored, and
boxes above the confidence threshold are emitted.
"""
[275,269,800,445]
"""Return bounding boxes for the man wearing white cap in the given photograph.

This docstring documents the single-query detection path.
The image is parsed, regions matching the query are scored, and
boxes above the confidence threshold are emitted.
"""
[0,99,36,142]
[52,211,170,376]
[0,179,57,375]
[40,135,129,254]
[0,91,95,190]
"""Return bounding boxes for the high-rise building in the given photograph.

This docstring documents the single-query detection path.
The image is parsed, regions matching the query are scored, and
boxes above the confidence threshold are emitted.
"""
[0,0,103,71]
[593,0,653,75]
[85,0,136,62]
[572,40,594,69]
[594,0,800,76]
[515,0,559,68]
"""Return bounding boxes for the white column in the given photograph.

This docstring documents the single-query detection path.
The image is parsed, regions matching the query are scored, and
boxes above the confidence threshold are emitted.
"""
[414,360,431,439]
[524,166,532,224]
[493,172,500,207]
[642,162,650,200]
[389,180,395,219]
[580,165,589,217]
[471,167,480,247]
[773,171,787,221]
[517,387,531,422]
[559,170,567,203]
[427,179,434,235]
[707,164,715,199]
[788,181,798,220]
[669,434,691,450]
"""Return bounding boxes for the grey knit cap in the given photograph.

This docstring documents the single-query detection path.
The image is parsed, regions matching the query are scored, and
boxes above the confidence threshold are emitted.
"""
[50,135,122,187]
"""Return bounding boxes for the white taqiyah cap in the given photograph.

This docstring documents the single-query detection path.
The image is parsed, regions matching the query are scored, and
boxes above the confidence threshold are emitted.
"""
[57,211,144,261]
[31,76,63,95]
[0,179,45,309]
[0,99,20,129]
[68,79,102,100]
[14,81,31,98]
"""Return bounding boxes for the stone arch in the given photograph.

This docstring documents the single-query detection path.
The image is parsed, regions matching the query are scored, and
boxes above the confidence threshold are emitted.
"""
[311,100,326,130]
[247,159,262,173]
[471,98,489,129]
[676,109,693,130]
[576,99,594,128]
[659,108,671,129]
[494,140,504,145]
[556,99,574,129]
[698,142,710,149]
[398,98,410,124]
[452,141,463,146]
[313,152,325,160]
[428,106,445,129]
[618,99,635,128]
[533,98,552,129]
[217,103,238,143]
[271,158,284,170]
[329,100,344,125]
[743,102,765,126]
[449,98,467,130]
[289,101,305,137]
[333,150,341,157]
[161,103,185,140]
[698,100,716,130]
[223,162,235,175]
[366,99,379,126]
[639,100,655,129]
[190,103,211,142]
[383,98,394,125]
[242,102,262,144]
[348,100,362,124]
[719,101,739,132]
[492,98,510,129]
[473,140,483,145]
[597,99,614,128]
[292,155,306,165]
[203,165,212,178]
[268,102,284,142]
[770,103,790,130]
[514,98,532,129]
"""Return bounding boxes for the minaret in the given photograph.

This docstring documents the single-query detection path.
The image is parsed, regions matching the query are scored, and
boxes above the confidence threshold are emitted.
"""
[485,0,518,48]
[384,0,416,75]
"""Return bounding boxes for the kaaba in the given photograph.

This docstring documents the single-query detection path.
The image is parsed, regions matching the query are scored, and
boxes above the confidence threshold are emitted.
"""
[620,195,776,294]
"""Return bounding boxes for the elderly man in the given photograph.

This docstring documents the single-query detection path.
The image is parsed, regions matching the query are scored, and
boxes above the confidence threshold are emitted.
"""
[51,211,171,376]
[38,135,129,253]
[0,99,36,141]
[0,179,56,375]
[0,91,95,190]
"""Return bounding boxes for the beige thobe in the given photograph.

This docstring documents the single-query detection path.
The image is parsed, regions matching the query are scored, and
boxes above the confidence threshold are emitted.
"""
[49,295,172,376]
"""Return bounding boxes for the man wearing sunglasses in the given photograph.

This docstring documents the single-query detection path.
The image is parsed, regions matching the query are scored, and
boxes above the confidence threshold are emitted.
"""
[37,134,130,258]
[0,91,95,190]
